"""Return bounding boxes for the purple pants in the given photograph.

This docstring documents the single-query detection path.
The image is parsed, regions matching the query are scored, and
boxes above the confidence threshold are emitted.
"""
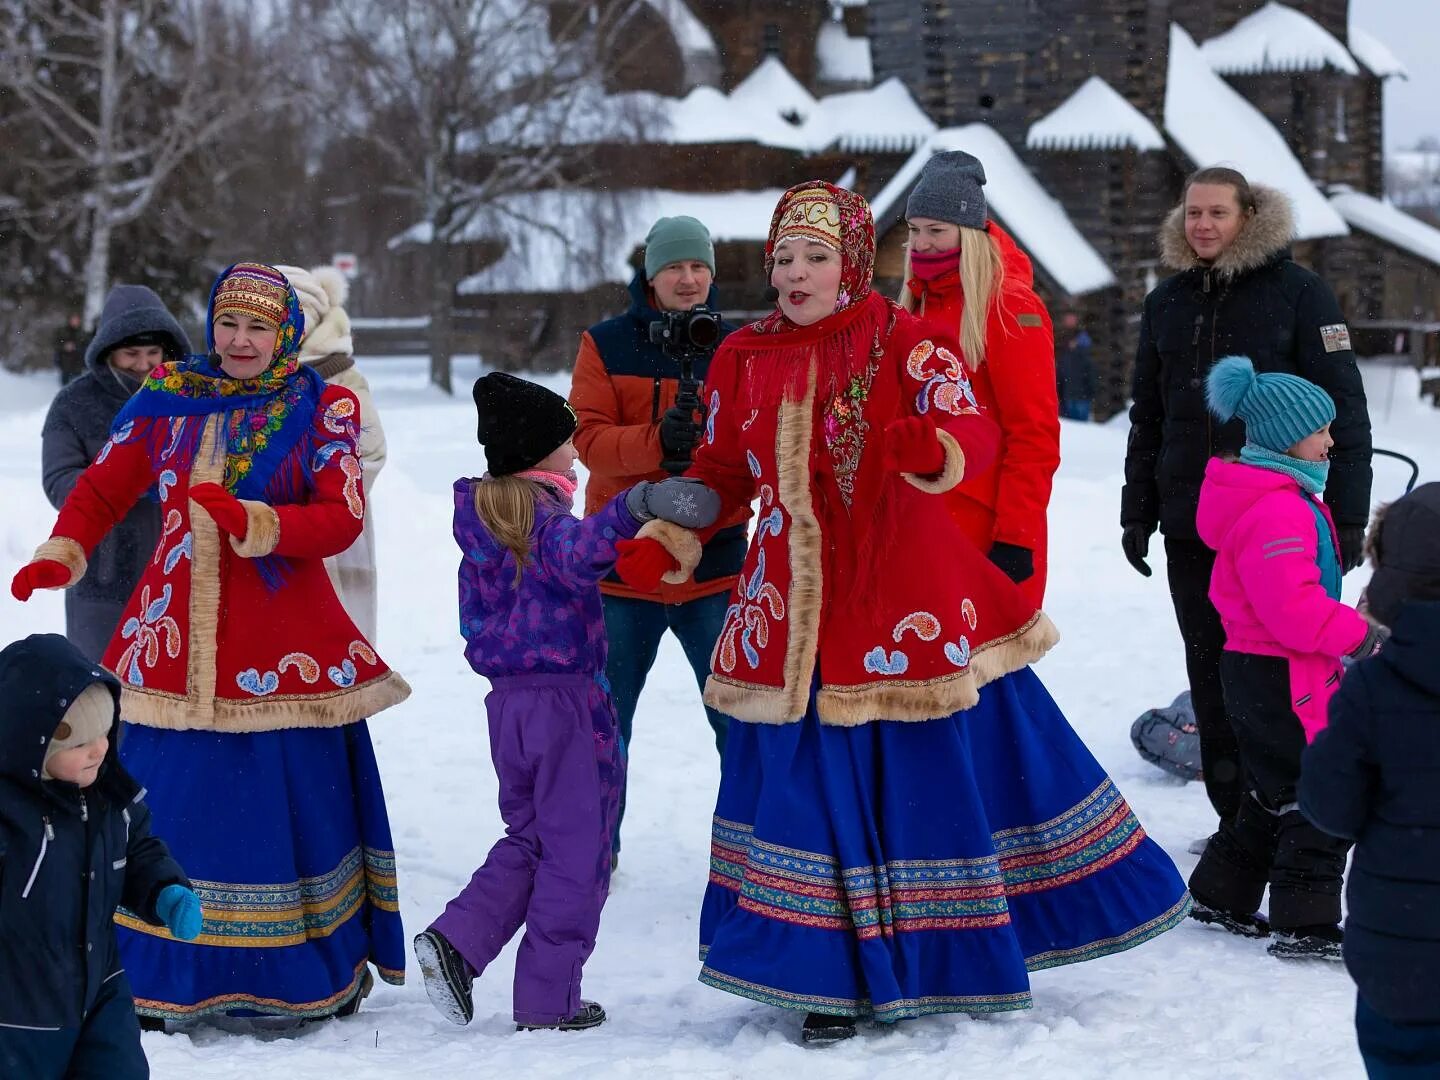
[431,673,622,1025]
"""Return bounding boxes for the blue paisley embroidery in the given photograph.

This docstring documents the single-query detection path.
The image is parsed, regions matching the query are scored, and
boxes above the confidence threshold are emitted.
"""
[863,647,910,676]
[157,469,178,501]
[944,637,973,668]
[236,669,280,696]
[327,659,357,687]
[162,532,193,574]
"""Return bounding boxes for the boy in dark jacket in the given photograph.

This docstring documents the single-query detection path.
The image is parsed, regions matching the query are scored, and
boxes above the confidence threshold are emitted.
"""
[1300,483,1440,1078]
[0,634,201,1080]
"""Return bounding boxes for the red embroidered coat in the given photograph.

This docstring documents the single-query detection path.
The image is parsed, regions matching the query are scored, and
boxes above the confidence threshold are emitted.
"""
[33,386,410,733]
[690,293,1058,727]
[906,221,1061,609]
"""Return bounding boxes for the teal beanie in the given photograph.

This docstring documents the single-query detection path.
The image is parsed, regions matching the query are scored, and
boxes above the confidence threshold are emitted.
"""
[1206,355,1336,452]
[644,216,715,280]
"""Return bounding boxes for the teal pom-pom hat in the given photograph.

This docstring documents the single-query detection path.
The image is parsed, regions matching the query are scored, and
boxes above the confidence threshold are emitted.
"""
[1205,355,1336,453]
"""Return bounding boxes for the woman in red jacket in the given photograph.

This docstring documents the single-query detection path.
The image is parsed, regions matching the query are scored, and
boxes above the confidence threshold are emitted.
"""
[613,181,1187,1045]
[11,263,410,1025]
[899,151,1061,609]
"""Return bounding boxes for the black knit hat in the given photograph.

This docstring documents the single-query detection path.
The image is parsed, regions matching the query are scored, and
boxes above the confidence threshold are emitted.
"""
[472,372,578,476]
[1365,483,1440,627]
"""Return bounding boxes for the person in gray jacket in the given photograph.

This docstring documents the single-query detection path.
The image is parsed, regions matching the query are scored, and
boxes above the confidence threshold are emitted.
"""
[40,285,190,662]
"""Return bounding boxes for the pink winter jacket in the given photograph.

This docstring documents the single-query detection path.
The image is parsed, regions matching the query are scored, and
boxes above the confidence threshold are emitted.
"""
[1195,458,1369,741]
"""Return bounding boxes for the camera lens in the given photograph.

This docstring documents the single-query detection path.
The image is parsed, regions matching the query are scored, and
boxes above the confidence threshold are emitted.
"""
[687,313,721,350]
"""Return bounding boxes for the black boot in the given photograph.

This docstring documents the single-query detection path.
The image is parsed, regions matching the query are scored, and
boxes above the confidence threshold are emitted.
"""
[1268,924,1343,962]
[415,928,476,1025]
[137,1015,167,1034]
[1189,898,1271,939]
[335,968,375,1018]
[802,1012,857,1044]
[517,1000,607,1032]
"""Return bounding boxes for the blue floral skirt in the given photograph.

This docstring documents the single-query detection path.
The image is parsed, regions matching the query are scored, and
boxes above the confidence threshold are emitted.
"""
[698,667,1189,1021]
[115,722,406,1020]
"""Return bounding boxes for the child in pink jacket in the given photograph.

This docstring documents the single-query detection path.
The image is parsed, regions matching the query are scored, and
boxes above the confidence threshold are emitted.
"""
[1187,356,1383,962]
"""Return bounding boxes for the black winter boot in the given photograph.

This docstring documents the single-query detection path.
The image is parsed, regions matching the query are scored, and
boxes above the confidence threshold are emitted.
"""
[1189,898,1271,939]
[516,1000,607,1031]
[1268,924,1344,962]
[802,1012,857,1044]
[415,929,476,1025]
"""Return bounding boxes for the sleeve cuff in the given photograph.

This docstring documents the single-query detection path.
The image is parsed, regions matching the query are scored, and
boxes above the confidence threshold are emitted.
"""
[637,518,702,584]
[33,536,88,587]
[228,501,281,558]
[903,428,965,495]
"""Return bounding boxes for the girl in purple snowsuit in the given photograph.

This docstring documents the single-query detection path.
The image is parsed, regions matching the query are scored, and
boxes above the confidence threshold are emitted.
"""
[415,372,718,1032]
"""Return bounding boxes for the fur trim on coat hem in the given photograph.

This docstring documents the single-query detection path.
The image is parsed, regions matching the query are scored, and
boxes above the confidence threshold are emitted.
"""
[705,611,1061,726]
[903,428,966,494]
[119,670,411,733]
[229,501,281,558]
[637,518,702,584]
[33,536,88,587]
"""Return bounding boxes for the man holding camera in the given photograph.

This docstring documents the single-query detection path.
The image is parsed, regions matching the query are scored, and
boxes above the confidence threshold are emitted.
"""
[570,215,749,863]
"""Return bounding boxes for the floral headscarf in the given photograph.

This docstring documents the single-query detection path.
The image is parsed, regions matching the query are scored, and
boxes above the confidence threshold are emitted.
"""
[764,181,877,318]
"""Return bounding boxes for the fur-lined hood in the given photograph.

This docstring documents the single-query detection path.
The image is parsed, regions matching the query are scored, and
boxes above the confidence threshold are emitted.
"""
[1159,183,1296,279]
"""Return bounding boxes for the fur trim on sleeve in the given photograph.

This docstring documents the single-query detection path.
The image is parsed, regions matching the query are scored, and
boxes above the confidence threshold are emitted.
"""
[228,501,281,559]
[32,536,88,587]
[636,518,702,584]
[903,429,965,495]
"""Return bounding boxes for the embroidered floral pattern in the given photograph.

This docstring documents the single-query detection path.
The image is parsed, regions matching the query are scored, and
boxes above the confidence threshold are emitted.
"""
[152,510,183,565]
[907,340,980,417]
[893,611,942,643]
[944,637,972,669]
[348,640,378,666]
[116,584,181,688]
[706,389,720,444]
[162,532,193,575]
[94,420,137,465]
[717,483,786,674]
[236,669,280,696]
[863,647,909,675]
[821,341,882,510]
[961,598,978,631]
[322,396,358,438]
[279,652,321,683]
[221,382,310,492]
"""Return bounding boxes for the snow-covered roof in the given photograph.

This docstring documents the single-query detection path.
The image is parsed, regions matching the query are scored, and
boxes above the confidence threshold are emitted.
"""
[1330,189,1440,268]
[438,188,784,295]
[642,0,717,57]
[1165,24,1349,240]
[468,65,932,155]
[870,125,1117,296]
[1026,76,1165,152]
[730,57,818,124]
[817,19,873,86]
[1199,2,1358,76]
[811,78,935,153]
[1347,26,1408,80]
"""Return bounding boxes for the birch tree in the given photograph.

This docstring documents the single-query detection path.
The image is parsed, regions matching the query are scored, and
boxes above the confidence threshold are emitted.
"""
[0,0,276,325]
[317,0,655,392]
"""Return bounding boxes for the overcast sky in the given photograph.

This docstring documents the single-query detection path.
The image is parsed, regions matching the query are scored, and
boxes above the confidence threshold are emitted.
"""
[1351,0,1439,150]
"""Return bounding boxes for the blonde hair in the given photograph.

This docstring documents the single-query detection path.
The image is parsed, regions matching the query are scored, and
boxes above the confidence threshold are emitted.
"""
[472,475,546,584]
[898,226,1006,370]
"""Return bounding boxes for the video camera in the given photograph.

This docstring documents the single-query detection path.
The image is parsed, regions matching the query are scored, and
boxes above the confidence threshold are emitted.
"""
[649,305,723,475]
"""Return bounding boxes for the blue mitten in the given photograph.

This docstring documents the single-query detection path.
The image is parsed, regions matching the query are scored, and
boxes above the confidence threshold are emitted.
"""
[156,884,204,941]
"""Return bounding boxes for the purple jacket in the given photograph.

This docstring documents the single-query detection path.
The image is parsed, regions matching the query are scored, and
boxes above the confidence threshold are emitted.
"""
[454,478,643,678]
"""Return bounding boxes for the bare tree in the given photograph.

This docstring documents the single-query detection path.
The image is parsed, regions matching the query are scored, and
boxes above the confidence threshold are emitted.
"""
[0,0,278,325]
[316,0,653,392]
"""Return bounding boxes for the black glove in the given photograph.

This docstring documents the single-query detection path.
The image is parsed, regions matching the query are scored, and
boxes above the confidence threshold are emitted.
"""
[625,477,721,528]
[659,404,702,458]
[1337,524,1366,573]
[988,541,1034,585]
[1122,523,1155,578]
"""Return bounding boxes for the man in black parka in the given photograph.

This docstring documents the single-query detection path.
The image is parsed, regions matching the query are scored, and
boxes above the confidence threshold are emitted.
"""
[41,286,191,663]
[1122,173,1372,826]
[0,634,196,1079]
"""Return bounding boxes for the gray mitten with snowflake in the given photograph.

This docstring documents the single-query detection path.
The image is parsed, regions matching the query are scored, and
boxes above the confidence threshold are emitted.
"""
[625,478,721,528]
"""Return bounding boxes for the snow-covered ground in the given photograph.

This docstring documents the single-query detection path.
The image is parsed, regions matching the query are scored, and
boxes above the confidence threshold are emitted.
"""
[1,357,1434,1079]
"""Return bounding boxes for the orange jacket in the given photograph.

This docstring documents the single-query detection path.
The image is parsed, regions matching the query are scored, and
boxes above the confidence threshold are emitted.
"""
[907,221,1061,607]
[570,275,749,603]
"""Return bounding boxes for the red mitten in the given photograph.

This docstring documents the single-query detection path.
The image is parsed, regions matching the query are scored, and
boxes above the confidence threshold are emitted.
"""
[189,482,249,539]
[10,559,71,602]
[881,416,944,475]
[615,538,678,592]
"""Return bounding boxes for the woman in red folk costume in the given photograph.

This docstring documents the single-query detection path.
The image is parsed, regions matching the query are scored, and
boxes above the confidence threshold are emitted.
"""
[899,151,1061,608]
[11,263,411,1024]
[616,182,1187,1044]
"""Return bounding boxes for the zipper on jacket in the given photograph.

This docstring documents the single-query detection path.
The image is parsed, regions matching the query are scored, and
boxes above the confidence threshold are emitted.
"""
[22,818,54,899]
[79,794,88,823]
[651,378,662,423]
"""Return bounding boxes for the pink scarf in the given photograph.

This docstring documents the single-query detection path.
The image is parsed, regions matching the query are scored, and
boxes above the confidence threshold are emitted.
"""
[909,247,960,282]
[516,468,578,508]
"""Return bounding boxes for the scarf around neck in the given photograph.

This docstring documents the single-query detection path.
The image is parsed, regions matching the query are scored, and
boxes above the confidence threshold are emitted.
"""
[1239,444,1330,495]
